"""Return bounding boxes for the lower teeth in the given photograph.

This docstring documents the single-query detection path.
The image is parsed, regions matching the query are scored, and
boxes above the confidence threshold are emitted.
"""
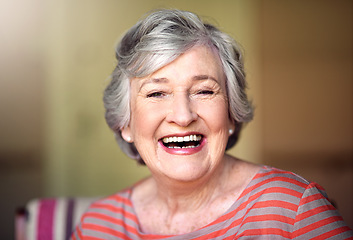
[168,144,200,149]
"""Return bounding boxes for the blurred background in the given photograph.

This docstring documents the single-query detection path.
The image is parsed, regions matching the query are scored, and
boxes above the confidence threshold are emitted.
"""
[0,0,352,238]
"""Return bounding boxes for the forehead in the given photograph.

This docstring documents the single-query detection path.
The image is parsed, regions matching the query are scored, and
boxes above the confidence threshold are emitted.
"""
[134,45,226,87]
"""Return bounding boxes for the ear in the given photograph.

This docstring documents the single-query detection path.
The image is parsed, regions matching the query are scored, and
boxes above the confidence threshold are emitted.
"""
[121,126,133,143]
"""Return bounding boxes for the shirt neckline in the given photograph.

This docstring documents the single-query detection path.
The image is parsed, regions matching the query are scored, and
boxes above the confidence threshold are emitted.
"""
[126,165,267,238]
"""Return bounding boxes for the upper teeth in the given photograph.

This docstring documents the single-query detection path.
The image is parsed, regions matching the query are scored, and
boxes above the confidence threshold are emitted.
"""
[162,135,202,143]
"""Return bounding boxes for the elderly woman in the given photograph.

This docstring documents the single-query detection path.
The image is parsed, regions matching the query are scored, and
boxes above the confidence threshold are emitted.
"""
[72,9,352,239]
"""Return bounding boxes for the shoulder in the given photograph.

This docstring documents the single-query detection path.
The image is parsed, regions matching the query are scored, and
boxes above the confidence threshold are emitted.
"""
[71,188,140,238]
[234,166,353,239]
[71,188,141,239]
[255,165,310,183]
[79,188,138,227]
[253,166,335,202]
[250,165,313,195]
[84,188,134,216]
[239,165,324,213]
[91,188,133,207]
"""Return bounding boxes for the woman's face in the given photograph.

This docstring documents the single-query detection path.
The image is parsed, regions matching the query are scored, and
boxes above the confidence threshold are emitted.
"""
[122,45,234,182]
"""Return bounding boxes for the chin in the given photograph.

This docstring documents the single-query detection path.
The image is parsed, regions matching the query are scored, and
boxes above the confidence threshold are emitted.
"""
[156,158,212,182]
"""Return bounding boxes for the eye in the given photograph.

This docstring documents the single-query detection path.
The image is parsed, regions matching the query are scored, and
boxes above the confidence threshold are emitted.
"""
[198,90,215,95]
[147,92,165,98]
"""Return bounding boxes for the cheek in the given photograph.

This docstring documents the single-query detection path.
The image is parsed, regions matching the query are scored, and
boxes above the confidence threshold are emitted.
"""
[202,101,231,153]
[129,101,165,140]
[198,99,230,129]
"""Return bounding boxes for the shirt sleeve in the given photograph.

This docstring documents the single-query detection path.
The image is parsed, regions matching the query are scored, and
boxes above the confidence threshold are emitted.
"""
[292,182,353,239]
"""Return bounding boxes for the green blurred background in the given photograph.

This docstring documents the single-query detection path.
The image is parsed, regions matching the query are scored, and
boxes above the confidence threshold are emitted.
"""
[0,0,352,238]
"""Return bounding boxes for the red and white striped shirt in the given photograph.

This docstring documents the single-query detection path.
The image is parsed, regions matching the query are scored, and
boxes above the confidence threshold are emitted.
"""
[71,166,353,239]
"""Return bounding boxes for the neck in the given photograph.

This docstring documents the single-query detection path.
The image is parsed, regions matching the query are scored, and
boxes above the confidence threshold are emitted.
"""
[150,155,235,212]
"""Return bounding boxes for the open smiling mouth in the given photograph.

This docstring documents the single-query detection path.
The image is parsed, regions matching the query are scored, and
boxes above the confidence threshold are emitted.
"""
[161,135,203,149]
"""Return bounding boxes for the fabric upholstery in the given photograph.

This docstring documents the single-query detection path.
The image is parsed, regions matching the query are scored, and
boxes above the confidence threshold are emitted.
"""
[16,197,98,240]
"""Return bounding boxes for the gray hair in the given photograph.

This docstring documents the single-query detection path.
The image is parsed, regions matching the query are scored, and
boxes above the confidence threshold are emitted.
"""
[103,9,253,164]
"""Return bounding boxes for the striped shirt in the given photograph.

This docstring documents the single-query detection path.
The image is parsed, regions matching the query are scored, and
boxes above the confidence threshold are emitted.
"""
[71,166,353,239]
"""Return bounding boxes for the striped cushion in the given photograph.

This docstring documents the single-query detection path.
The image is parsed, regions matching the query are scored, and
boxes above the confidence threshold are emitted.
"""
[24,197,98,240]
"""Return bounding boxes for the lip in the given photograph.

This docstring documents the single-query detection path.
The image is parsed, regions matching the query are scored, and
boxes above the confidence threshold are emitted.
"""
[158,132,206,155]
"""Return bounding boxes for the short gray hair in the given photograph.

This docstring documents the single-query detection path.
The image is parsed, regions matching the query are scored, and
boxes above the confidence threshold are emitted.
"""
[103,9,253,164]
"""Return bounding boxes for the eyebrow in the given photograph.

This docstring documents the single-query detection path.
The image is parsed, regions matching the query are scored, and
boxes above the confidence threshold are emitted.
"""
[138,78,168,92]
[139,75,218,91]
[192,75,218,82]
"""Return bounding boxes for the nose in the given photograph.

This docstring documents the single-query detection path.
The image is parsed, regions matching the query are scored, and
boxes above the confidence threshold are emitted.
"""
[166,93,198,127]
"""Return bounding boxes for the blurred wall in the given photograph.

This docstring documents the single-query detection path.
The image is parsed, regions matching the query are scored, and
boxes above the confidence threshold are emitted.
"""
[0,0,351,239]
[1,0,46,239]
[261,0,353,228]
